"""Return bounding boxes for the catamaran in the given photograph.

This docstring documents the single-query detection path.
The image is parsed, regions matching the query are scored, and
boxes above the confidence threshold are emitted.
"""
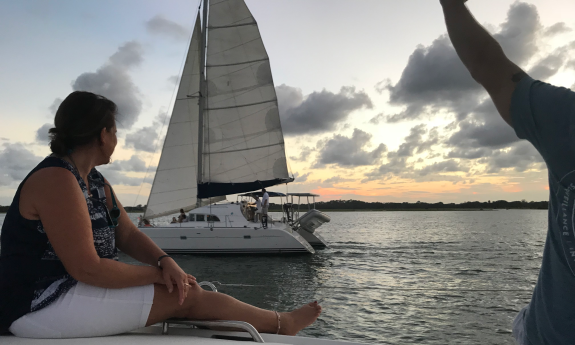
[138,0,330,254]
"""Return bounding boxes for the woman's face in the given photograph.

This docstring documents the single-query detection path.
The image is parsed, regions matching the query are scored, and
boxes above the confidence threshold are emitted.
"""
[100,125,117,163]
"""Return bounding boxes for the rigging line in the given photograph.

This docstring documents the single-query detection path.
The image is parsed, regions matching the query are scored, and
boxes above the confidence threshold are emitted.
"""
[207,57,269,67]
[206,99,276,111]
[204,142,284,155]
[134,3,201,207]
[209,22,256,30]
[207,37,261,57]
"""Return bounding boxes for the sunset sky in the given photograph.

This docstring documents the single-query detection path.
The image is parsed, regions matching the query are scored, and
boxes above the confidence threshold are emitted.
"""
[1,0,575,206]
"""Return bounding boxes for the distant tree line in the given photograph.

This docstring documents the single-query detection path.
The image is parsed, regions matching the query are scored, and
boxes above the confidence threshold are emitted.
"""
[270,199,548,211]
[0,200,548,213]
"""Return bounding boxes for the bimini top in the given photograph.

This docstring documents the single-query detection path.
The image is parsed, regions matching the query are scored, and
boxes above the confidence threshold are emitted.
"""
[287,193,320,197]
[239,191,287,198]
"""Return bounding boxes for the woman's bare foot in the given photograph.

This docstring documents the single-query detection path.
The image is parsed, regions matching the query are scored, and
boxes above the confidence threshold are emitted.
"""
[279,301,322,335]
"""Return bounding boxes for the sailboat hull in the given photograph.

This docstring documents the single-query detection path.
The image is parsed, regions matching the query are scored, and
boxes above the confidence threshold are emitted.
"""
[140,225,314,254]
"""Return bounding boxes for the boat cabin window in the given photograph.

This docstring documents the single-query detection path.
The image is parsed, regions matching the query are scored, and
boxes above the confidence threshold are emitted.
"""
[187,214,195,221]
[207,215,220,222]
[196,214,205,222]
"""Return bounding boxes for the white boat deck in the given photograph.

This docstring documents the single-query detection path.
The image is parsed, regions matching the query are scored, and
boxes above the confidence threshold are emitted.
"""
[3,325,367,345]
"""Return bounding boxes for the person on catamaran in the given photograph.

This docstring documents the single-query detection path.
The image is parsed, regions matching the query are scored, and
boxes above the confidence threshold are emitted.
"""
[0,91,321,338]
[177,208,187,223]
[253,196,262,223]
[440,1,575,344]
[261,188,269,228]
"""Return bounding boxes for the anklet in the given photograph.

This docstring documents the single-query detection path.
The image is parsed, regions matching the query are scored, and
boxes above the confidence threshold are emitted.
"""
[274,311,281,334]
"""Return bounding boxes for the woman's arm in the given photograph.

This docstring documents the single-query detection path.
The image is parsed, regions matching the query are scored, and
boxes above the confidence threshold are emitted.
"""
[24,167,164,289]
[104,178,195,303]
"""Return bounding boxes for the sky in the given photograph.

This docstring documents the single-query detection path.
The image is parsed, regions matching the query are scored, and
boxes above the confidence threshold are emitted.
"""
[1,0,575,206]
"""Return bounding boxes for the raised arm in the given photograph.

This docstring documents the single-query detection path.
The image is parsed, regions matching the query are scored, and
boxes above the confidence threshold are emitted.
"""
[440,0,527,126]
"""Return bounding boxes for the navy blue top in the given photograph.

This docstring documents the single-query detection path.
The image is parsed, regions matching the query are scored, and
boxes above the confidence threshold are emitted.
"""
[0,156,117,333]
[511,76,575,344]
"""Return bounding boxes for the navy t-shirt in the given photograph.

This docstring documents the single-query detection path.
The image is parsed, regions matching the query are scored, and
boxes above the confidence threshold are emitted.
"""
[511,76,575,344]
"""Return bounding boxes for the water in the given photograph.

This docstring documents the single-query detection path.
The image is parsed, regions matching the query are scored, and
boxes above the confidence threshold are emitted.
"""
[0,210,546,344]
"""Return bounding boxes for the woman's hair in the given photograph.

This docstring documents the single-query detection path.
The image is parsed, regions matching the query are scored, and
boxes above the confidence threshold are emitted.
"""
[49,91,117,156]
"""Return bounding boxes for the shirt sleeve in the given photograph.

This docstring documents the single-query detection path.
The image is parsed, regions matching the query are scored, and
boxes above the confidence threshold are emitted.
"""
[511,76,575,176]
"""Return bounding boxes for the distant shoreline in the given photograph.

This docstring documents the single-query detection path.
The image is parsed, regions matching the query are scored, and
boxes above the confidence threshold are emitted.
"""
[0,208,547,215]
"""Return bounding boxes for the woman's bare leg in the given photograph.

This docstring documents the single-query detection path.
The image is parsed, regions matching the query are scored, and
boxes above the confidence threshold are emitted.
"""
[146,283,321,335]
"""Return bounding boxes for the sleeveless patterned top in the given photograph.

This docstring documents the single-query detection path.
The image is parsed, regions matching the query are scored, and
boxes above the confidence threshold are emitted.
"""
[0,156,118,332]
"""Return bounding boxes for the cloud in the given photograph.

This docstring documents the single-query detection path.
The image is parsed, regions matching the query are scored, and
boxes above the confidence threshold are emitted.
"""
[293,172,311,183]
[322,176,354,186]
[125,126,159,153]
[396,124,440,157]
[416,160,468,177]
[369,113,385,125]
[108,155,149,173]
[36,123,52,143]
[277,85,373,136]
[168,75,179,86]
[480,141,544,173]
[0,143,43,186]
[492,2,541,65]
[97,168,147,187]
[289,146,313,162]
[363,125,465,183]
[383,2,544,124]
[543,22,572,37]
[314,128,386,168]
[71,41,144,130]
[146,15,188,41]
[49,98,63,116]
[124,111,168,153]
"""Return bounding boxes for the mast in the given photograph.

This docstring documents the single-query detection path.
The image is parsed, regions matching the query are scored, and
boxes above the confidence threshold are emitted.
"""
[197,0,209,205]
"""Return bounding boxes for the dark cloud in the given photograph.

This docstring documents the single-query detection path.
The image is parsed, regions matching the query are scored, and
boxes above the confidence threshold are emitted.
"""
[277,85,373,136]
[447,100,519,151]
[35,123,52,143]
[146,15,188,41]
[72,41,144,130]
[314,129,386,168]
[124,112,168,153]
[396,125,440,157]
[0,143,42,186]
[385,35,481,122]
[125,126,158,153]
[528,52,568,81]
[543,22,572,37]
[493,2,541,65]
[383,2,544,123]
[480,141,544,173]
[108,155,149,173]
[416,160,468,177]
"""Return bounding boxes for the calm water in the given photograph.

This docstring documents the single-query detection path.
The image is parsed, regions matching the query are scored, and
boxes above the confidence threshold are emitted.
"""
[0,210,546,344]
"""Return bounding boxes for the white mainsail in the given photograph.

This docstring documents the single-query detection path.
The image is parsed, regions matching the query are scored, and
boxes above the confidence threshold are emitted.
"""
[145,14,224,219]
[145,0,293,218]
[198,0,292,198]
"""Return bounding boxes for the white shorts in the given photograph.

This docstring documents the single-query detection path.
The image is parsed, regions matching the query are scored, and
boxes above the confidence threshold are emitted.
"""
[9,282,154,338]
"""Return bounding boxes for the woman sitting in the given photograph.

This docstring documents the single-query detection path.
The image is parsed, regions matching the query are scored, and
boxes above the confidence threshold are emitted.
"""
[0,91,321,338]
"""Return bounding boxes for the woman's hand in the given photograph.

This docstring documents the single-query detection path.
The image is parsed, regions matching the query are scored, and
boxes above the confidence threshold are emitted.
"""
[158,258,197,305]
